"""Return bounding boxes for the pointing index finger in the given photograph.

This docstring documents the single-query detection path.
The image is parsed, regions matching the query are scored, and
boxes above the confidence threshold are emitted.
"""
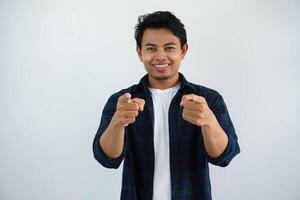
[118,93,131,103]
[131,98,145,111]
[180,94,205,106]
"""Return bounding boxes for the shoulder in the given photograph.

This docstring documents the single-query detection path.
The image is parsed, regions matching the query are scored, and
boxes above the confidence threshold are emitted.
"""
[107,84,141,102]
[188,81,221,99]
[102,84,140,113]
[187,82,223,107]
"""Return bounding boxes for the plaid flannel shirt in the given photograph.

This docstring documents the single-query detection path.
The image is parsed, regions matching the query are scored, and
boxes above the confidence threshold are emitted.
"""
[93,73,240,200]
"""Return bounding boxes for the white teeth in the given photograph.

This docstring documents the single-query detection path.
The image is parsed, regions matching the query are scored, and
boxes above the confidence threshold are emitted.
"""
[153,64,170,68]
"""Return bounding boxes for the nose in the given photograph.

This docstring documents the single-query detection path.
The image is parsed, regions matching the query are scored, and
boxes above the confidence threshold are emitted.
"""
[155,48,167,62]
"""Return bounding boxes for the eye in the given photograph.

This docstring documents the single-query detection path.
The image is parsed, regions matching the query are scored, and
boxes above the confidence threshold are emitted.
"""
[146,47,155,52]
[165,46,175,51]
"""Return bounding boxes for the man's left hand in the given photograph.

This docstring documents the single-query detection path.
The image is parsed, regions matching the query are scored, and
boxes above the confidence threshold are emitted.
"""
[180,94,216,127]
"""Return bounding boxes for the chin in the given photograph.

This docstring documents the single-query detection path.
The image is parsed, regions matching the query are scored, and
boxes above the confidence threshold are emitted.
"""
[153,76,169,81]
[147,72,168,81]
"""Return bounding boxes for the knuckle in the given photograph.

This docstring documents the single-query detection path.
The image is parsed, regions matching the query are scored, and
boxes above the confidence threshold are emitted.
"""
[200,96,206,102]
[129,117,135,123]
[119,119,125,124]
[135,104,139,110]
[118,104,125,110]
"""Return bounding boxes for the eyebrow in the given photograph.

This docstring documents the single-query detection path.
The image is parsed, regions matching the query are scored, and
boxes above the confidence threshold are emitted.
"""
[144,42,177,47]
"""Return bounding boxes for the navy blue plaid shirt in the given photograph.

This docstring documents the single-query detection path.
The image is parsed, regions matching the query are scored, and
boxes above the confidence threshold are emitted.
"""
[93,73,240,200]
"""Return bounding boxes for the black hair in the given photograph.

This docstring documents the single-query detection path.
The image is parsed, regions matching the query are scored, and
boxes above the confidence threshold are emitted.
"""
[134,11,187,49]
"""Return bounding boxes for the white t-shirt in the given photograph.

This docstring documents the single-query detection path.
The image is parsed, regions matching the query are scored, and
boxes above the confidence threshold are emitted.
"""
[149,83,181,200]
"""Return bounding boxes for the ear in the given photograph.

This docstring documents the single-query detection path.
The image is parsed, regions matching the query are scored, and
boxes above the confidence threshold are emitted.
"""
[136,46,142,61]
[181,43,188,60]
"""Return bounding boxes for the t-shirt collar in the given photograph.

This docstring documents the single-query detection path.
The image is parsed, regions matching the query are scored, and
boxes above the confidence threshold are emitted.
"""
[138,72,196,94]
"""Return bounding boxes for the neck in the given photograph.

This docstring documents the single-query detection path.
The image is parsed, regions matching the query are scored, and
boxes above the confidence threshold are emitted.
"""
[148,74,180,90]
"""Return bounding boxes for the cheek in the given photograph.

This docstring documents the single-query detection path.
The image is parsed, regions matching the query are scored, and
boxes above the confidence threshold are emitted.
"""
[141,55,154,63]
[169,53,182,62]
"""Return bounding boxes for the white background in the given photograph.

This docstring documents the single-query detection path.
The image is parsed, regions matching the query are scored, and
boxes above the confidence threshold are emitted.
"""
[1,0,299,199]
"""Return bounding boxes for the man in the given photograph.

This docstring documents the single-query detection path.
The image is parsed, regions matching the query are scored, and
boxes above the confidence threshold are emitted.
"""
[93,11,240,200]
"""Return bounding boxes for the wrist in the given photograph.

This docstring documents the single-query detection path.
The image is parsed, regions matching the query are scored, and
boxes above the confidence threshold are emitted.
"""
[110,117,125,130]
[202,116,218,130]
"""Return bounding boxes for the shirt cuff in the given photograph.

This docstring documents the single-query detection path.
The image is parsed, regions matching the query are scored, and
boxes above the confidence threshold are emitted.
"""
[205,134,239,167]
[93,135,124,169]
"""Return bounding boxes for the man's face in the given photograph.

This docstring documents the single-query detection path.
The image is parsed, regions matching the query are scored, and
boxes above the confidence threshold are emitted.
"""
[137,28,188,86]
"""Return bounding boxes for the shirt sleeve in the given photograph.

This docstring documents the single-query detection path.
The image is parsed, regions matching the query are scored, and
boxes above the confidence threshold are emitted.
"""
[92,94,124,169]
[204,92,240,167]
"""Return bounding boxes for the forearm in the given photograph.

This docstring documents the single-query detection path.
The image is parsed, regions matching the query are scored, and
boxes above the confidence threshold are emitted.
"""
[201,118,228,158]
[99,122,125,159]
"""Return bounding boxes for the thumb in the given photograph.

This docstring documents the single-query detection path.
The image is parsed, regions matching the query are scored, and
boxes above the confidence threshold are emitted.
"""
[118,93,131,102]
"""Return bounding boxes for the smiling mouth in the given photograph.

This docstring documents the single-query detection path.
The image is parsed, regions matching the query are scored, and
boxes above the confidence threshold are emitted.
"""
[152,63,171,68]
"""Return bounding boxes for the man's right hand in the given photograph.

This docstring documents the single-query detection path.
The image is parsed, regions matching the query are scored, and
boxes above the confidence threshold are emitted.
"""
[111,93,145,127]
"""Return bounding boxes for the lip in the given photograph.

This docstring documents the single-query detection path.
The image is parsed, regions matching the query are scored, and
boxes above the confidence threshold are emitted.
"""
[152,63,171,68]
[151,63,171,73]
